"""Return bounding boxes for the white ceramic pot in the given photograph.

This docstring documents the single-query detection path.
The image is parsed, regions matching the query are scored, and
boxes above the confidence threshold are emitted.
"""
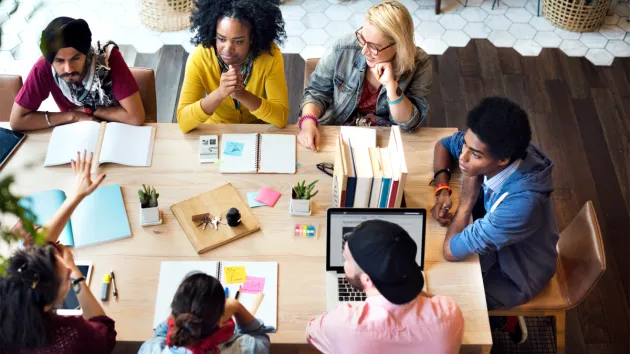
[290,194,311,214]
[140,206,160,225]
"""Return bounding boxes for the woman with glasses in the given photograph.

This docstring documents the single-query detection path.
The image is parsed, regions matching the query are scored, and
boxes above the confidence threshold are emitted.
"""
[298,1,432,151]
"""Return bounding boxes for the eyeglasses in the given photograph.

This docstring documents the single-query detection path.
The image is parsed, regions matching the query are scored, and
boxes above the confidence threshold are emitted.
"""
[316,162,334,177]
[355,27,396,56]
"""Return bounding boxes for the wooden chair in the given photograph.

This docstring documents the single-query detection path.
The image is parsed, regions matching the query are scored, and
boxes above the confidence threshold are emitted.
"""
[129,67,157,123]
[490,201,606,354]
[303,58,320,90]
[0,74,23,122]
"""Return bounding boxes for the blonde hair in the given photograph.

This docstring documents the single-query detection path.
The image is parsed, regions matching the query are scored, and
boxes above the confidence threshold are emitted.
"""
[365,1,417,78]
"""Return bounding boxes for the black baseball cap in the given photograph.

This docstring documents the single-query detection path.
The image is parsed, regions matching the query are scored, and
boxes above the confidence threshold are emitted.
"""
[346,219,424,305]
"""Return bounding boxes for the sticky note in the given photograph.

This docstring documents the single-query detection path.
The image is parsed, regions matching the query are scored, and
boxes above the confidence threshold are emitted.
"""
[224,266,247,284]
[224,141,245,156]
[255,187,281,207]
[242,276,265,294]
[247,192,266,208]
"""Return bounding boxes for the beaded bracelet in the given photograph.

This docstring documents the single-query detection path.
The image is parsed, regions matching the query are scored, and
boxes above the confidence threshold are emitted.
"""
[298,114,318,130]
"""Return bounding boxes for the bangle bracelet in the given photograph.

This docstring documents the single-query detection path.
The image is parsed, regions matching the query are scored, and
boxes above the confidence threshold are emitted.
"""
[434,186,452,197]
[298,114,318,130]
[387,94,405,105]
[45,111,51,127]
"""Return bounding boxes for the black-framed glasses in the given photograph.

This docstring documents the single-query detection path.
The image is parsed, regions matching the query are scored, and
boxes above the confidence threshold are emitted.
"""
[317,162,334,177]
[355,27,396,56]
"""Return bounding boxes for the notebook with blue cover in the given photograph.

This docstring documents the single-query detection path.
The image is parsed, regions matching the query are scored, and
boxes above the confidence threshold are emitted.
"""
[19,184,131,247]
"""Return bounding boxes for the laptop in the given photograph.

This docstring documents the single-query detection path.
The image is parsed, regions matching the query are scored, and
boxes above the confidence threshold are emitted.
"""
[325,208,427,311]
[0,127,26,170]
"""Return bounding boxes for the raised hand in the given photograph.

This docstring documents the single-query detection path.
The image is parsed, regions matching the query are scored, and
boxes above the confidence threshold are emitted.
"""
[71,150,106,199]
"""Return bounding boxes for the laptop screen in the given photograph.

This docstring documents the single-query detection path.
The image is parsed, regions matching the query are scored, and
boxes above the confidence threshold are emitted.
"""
[326,208,426,272]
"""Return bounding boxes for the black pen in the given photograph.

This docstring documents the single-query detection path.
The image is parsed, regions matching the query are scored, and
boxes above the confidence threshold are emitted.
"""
[235,285,241,300]
[110,270,118,299]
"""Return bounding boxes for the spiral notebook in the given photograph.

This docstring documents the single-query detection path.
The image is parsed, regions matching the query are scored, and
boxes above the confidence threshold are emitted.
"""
[219,133,296,174]
[153,261,278,329]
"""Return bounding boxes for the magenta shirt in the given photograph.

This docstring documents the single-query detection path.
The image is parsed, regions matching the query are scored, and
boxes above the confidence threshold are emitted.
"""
[14,48,139,112]
[306,295,464,354]
[18,315,117,354]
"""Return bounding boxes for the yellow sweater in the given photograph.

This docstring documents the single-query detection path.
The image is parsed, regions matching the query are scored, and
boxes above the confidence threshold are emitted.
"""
[176,43,289,133]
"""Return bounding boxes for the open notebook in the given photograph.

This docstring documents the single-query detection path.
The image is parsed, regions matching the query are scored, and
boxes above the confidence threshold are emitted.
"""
[18,184,131,247]
[153,261,278,329]
[219,133,296,174]
[44,121,155,167]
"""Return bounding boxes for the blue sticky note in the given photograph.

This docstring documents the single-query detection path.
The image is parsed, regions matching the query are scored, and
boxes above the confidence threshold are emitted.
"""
[247,192,266,208]
[224,141,245,156]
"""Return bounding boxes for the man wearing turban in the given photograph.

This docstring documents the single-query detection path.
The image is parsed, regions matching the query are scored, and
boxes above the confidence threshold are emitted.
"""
[10,17,145,130]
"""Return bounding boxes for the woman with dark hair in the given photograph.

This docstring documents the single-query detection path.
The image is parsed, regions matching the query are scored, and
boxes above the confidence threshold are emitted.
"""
[176,0,288,133]
[0,151,116,354]
[139,273,273,354]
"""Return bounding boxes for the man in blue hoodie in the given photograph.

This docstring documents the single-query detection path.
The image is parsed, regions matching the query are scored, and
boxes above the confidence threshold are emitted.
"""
[431,97,559,344]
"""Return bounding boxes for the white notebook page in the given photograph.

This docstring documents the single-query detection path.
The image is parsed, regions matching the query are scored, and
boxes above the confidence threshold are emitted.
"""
[44,121,101,166]
[98,123,154,166]
[258,134,296,174]
[219,134,258,173]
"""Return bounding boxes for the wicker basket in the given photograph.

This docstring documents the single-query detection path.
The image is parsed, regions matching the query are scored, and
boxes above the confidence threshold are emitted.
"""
[543,0,611,32]
[140,0,194,32]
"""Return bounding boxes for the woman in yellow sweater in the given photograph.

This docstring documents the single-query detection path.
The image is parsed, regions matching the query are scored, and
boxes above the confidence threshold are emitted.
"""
[176,0,288,133]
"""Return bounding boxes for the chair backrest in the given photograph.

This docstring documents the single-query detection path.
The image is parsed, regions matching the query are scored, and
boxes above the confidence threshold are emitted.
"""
[304,58,320,89]
[129,67,157,123]
[557,200,606,308]
[0,74,23,122]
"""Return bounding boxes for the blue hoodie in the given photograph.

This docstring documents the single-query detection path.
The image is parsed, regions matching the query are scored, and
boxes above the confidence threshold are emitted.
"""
[441,132,559,308]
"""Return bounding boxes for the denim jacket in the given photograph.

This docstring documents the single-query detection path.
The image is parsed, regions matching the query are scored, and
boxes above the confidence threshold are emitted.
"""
[300,33,432,131]
[138,318,274,354]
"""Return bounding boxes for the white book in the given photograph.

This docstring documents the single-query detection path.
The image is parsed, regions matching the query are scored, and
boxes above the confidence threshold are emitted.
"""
[388,126,408,208]
[220,133,296,174]
[352,147,373,208]
[153,261,278,329]
[368,148,383,208]
[340,126,377,149]
[44,121,155,167]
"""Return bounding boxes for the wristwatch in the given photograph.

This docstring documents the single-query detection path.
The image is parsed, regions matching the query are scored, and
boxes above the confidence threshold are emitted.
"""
[72,276,86,294]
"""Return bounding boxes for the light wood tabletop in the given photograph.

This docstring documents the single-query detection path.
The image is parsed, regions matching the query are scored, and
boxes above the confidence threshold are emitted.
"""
[2,123,492,352]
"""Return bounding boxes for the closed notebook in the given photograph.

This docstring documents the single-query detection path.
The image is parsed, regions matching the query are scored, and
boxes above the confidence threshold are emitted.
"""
[44,121,155,167]
[153,261,278,329]
[368,148,383,208]
[352,147,373,208]
[19,184,131,247]
[219,133,296,174]
[340,137,357,208]
[331,134,348,208]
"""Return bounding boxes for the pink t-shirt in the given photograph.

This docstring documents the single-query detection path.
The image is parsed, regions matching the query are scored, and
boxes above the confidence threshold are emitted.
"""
[14,47,139,112]
[306,295,464,354]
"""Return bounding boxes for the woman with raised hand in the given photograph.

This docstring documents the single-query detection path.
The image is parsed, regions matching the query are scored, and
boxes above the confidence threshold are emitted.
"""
[176,0,289,133]
[139,272,273,354]
[0,151,115,354]
[298,1,432,151]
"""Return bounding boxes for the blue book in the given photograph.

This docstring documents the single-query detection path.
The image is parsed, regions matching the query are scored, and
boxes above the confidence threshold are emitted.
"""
[343,139,358,208]
[379,148,393,208]
[19,184,131,247]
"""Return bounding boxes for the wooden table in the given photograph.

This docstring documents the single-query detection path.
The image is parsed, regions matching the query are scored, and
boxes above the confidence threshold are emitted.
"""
[3,123,492,352]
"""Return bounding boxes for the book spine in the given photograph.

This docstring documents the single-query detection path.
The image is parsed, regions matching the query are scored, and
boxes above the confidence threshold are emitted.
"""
[217,262,222,281]
[379,179,391,208]
[388,180,399,208]
[345,177,357,207]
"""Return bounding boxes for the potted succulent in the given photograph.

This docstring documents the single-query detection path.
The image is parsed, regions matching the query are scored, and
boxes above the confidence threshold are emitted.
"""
[291,180,318,215]
[138,184,161,226]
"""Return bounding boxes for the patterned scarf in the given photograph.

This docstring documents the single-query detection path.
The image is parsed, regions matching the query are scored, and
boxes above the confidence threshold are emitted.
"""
[52,41,119,110]
[216,49,254,109]
[166,317,236,354]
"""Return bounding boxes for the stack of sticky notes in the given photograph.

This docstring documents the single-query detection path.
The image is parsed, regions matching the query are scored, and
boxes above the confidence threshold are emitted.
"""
[294,223,318,238]
[247,187,281,208]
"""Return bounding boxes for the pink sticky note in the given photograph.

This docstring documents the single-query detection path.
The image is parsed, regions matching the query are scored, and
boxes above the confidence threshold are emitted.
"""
[254,187,281,207]
[242,276,265,294]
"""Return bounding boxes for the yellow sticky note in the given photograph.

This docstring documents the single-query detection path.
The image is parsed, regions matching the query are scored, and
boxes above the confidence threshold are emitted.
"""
[224,266,247,284]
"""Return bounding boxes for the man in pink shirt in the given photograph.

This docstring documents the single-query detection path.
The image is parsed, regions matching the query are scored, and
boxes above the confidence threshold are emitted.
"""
[10,17,145,131]
[306,220,465,354]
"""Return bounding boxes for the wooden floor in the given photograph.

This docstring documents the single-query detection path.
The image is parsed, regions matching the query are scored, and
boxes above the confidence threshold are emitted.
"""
[116,42,630,353]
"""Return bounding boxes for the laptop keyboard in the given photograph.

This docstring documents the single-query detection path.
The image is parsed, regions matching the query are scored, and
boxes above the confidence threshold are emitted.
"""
[337,277,367,302]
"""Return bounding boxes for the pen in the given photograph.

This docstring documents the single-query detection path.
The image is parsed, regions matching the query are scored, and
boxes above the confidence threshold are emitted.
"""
[110,270,118,299]
[225,287,229,298]
[235,285,241,300]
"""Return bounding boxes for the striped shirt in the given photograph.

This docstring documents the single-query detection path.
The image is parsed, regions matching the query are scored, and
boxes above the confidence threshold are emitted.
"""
[484,159,522,193]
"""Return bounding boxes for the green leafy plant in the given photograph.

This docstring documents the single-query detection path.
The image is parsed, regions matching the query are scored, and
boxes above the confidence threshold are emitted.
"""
[138,184,159,208]
[292,180,319,200]
[0,175,45,275]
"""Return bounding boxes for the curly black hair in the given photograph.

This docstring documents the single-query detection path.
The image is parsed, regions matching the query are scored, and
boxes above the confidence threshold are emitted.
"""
[190,0,286,59]
[467,97,532,162]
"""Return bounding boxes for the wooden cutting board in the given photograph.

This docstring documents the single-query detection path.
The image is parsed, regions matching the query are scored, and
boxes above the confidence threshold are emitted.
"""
[171,183,260,254]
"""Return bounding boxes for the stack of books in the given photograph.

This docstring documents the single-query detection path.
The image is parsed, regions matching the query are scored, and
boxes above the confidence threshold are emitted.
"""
[332,126,408,208]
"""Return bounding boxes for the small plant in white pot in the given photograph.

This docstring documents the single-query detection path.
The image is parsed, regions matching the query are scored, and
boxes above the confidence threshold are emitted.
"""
[139,184,161,226]
[291,180,318,215]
